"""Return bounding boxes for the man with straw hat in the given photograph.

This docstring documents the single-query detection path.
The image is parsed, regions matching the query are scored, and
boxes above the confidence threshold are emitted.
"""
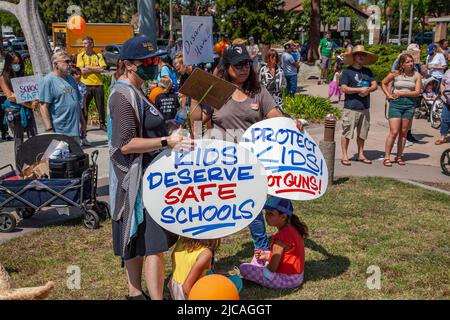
[339,45,378,166]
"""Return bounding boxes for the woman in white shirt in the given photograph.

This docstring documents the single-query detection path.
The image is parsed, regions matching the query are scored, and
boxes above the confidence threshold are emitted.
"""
[426,43,447,80]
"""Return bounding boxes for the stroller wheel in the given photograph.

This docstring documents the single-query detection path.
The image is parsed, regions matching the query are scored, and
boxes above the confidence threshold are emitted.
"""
[94,201,110,221]
[440,148,450,176]
[16,208,36,219]
[0,212,17,233]
[82,210,100,230]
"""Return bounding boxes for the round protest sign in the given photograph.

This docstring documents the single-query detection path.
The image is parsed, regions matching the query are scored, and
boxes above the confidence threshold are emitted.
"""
[142,139,268,239]
[240,118,328,200]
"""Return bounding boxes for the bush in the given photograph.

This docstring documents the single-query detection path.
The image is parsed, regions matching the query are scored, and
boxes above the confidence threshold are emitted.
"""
[283,94,342,122]
[330,45,427,83]
[365,45,427,82]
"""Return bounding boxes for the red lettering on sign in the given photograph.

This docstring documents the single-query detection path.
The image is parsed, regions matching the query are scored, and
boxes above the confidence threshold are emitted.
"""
[218,183,237,200]
[164,183,238,205]
[165,187,182,205]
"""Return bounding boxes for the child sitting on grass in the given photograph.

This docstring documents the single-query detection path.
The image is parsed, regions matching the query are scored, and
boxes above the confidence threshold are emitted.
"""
[169,237,220,300]
[239,196,308,289]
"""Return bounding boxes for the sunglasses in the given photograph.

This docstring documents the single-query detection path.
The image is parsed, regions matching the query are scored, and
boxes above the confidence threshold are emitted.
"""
[233,61,251,70]
[57,59,71,64]
[140,56,159,67]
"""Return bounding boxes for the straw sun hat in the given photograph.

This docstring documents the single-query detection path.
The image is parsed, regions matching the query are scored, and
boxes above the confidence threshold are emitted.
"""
[343,45,378,65]
[0,263,54,300]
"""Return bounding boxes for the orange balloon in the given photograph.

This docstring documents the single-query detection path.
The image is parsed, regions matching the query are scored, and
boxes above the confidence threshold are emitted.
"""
[188,274,240,300]
[149,86,164,104]
[67,15,86,36]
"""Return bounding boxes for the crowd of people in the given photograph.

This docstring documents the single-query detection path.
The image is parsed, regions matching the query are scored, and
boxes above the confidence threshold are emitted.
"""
[0,31,449,299]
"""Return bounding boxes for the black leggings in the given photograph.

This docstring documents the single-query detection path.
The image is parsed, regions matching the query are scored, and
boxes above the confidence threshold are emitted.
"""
[83,85,105,125]
[5,108,36,170]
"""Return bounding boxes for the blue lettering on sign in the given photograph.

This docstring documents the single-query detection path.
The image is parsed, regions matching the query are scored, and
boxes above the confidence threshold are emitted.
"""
[160,199,256,236]
[249,127,322,177]
[174,146,238,169]
[147,165,255,190]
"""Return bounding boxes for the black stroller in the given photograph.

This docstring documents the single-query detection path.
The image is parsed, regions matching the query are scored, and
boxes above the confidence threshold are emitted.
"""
[0,134,110,233]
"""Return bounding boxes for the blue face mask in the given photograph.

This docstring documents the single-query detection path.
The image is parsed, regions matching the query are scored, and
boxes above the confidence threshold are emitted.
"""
[12,64,21,72]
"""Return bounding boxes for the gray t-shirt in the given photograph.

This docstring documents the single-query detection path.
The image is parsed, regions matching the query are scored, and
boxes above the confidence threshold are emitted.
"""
[282,52,297,76]
[204,87,276,142]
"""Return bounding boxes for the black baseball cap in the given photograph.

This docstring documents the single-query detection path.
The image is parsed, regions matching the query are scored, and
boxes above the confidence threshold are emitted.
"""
[120,36,158,61]
[223,44,251,66]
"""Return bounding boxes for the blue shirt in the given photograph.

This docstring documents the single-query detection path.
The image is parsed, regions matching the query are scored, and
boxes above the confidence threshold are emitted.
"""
[282,52,297,76]
[39,73,81,137]
[157,65,171,84]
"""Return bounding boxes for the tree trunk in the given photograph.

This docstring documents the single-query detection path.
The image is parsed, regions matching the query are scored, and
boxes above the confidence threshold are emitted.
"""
[308,0,320,63]
[0,0,52,75]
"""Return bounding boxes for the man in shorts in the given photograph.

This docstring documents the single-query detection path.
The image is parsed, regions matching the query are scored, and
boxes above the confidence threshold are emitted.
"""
[318,32,334,84]
[339,45,378,166]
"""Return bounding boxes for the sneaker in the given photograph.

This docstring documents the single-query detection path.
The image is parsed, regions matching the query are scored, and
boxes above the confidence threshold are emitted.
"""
[81,138,92,147]
[405,140,413,148]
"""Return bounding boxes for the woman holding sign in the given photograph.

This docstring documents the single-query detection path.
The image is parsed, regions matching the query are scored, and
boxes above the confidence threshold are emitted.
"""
[192,44,303,261]
[0,51,38,168]
[108,37,192,300]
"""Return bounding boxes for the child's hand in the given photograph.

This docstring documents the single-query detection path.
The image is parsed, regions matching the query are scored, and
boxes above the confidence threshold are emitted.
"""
[254,249,268,260]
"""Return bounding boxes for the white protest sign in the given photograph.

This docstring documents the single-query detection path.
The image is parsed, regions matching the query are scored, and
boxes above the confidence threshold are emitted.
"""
[240,118,328,201]
[11,75,42,104]
[182,15,214,66]
[143,139,268,239]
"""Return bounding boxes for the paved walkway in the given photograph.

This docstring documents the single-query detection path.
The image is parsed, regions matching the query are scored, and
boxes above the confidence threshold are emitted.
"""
[301,81,450,184]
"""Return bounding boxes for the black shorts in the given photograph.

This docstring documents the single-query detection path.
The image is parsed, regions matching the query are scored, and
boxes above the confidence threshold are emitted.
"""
[112,209,178,260]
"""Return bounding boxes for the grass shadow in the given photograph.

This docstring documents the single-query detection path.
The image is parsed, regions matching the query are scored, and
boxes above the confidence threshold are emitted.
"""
[304,239,350,283]
[333,177,349,185]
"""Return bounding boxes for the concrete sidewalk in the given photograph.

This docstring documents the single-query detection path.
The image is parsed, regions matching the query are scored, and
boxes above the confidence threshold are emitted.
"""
[301,81,450,183]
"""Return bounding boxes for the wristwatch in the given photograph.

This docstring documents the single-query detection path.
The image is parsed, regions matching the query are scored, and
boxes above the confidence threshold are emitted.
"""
[160,136,168,147]
[45,127,54,132]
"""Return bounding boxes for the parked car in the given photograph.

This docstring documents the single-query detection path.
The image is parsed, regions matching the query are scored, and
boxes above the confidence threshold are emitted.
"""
[12,43,30,62]
[4,40,30,62]
[415,32,434,45]
[102,44,122,69]
[387,34,409,45]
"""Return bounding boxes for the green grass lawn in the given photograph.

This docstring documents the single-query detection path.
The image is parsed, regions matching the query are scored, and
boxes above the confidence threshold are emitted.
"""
[1,177,449,300]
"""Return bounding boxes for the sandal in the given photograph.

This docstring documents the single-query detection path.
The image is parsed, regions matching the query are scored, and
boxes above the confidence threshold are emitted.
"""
[395,157,406,165]
[340,159,351,166]
[357,158,372,164]
[383,159,393,167]
[435,139,445,145]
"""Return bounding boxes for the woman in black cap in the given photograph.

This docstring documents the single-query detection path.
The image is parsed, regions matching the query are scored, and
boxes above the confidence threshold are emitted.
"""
[108,36,192,300]
[193,44,303,264]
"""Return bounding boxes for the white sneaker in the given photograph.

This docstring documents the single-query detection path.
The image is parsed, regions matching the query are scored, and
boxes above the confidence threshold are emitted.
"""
[81,138,92,147]
[405,140,413,148]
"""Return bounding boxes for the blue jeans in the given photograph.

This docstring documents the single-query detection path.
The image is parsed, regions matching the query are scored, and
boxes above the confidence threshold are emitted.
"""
[285,75,298,96]
[441,104,450,137]
[248,212,269,251]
